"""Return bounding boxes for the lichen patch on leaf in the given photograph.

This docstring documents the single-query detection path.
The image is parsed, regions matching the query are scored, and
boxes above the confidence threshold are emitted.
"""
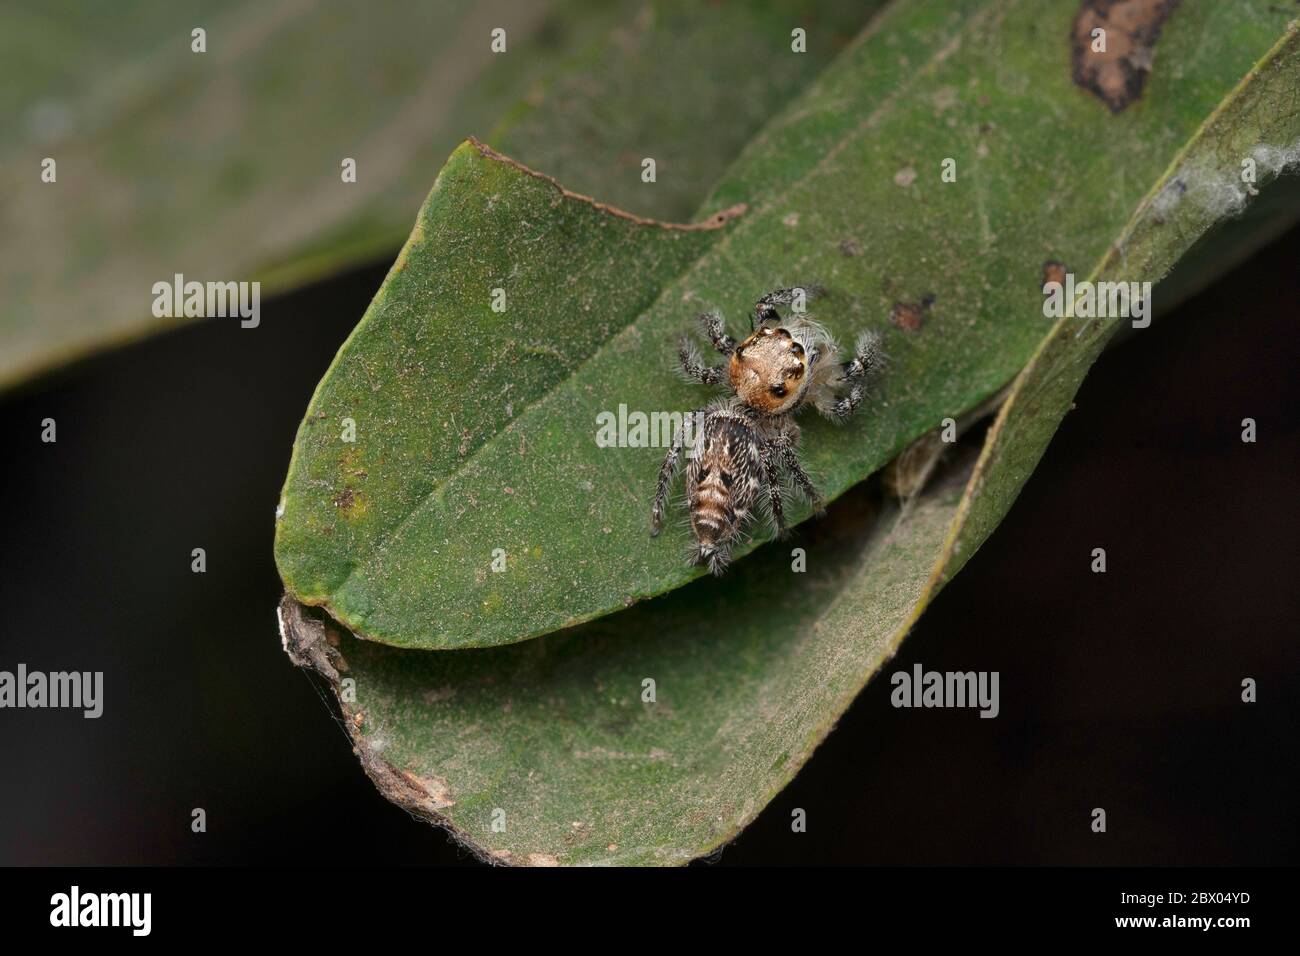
[1150,138,1300,221]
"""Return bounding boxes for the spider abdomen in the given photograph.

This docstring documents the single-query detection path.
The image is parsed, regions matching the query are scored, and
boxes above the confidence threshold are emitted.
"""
[685,415,760,574]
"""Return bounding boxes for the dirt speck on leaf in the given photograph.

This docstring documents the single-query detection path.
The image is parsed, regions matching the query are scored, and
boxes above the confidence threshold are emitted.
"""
[1071,0,1181,113]
[893,165,918,187]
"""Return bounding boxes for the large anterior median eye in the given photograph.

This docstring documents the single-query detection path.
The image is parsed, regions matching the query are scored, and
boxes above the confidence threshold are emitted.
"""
[769,384,787,398]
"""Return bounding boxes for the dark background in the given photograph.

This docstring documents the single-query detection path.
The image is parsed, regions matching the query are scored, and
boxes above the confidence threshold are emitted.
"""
[1,224,1295,867]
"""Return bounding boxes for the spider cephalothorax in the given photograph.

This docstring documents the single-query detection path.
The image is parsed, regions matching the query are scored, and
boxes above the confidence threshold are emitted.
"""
[729,325,809,414]
[650,287,883,575]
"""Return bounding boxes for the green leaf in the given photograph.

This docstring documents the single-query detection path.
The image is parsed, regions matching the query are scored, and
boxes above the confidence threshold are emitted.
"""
[276,0,1300,649]
[279,18,1300,865]
[0,0,876,388]
[280,448,979,866]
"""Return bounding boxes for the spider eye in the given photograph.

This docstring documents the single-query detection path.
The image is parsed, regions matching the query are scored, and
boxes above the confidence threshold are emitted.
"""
[769,385,787,398]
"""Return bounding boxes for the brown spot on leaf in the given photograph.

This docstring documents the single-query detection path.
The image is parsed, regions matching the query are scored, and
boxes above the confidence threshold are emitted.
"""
[1071,0,1181,113]
[1042,260,1068,291]
[889,294,936,332]
[331,487,367,520]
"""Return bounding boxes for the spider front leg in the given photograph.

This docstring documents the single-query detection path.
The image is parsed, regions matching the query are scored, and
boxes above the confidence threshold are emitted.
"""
[650,420,689,536]
[677,340,726,385]
[698,311,736,355]
[753,285,825,329]
[830,330,884,420]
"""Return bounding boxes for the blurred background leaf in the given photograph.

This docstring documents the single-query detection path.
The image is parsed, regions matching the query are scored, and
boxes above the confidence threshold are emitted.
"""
[0,0,878,388]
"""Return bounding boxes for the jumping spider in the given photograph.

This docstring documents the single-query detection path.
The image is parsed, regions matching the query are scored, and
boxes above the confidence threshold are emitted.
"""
[650,287,883,575]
